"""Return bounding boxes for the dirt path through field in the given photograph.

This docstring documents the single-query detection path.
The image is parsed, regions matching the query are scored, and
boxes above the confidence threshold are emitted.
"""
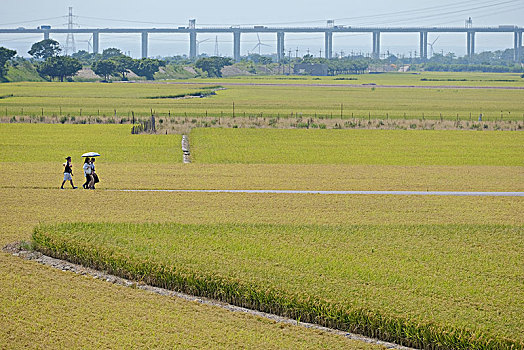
[115,189,524,196]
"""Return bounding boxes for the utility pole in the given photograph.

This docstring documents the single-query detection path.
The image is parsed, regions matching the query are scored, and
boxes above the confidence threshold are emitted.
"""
[288,49,292,75]
[65,7,76,55]
[214,35,219,56]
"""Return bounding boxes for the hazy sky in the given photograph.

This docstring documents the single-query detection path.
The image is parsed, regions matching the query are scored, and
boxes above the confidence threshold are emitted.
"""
[1,0,523,58]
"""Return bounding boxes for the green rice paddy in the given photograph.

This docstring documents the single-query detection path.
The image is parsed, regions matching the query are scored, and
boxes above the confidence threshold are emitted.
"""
[0,72,523,120]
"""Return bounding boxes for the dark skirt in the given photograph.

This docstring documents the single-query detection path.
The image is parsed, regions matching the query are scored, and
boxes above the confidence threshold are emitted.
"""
[83,174,93,188]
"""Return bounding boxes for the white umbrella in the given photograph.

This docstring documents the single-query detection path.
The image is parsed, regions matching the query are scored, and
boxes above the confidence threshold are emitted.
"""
[81,152,101,157]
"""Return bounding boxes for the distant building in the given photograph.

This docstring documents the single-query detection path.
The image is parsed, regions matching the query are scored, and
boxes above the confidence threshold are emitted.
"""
[293,63,328,76]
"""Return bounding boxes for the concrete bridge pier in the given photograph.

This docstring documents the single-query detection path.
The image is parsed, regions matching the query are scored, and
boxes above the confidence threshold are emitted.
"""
[372,31,381,59]
[324,31,333,59]
[514,31,522,62]
[233,31,241,62]
[189,31,197,59]
[277,31,285,62]
[467,31,476,57]
[141,32,148,58]
[92,32,99,54]
[420,32,428,59]
[43,31,49,40]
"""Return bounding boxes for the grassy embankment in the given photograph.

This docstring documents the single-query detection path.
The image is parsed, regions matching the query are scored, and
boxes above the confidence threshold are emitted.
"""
[3,60,45,82]
[0,72,523,121]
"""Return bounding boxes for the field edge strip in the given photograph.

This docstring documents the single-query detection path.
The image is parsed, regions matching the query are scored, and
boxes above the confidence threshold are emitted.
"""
[31,224,522,350]
[115,189,524,197]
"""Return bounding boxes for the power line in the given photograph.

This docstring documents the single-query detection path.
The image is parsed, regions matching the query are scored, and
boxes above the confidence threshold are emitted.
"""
[333,0,518,23]
[0,35,43,42]
[468,4,524,20]
[424,4,524,27]
[77,15,185,26]
[6,0,518,30]
[335,1,521,27]
[0,16,66,26]
[199,0,518,26]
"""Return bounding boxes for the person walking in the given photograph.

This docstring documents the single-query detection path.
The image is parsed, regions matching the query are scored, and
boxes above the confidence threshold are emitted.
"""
[91,158,99,189]
[60,156,78,189]
[83,158,94,189]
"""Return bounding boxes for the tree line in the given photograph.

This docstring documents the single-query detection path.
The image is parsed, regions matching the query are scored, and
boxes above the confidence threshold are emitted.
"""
[1,39,523,82]
[298,55,369,75]
[8,39,164,82]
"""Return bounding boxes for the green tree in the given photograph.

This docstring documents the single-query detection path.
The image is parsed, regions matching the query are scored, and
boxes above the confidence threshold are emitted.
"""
[37,56,82,82]
[195,57,233,77]
[131,58,164,80]
[72,50,96,64]
[258,56,273,65]
[248,53,273,65]
[0,47,17,80]
[110,55,135,80]
[92,59,117,81]
[102,48,124,60]
[28,39,61,60]
[301,54,314,63]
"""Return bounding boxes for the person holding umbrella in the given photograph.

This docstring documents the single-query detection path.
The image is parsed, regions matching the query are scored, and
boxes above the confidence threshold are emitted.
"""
[91,157,99,189]
[81,152,101,190]
[60,156,78,189]
[83,157,93,189]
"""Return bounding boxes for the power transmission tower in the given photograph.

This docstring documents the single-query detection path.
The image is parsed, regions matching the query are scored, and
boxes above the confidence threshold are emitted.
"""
[65,7,76,55]
[214,36,219,56]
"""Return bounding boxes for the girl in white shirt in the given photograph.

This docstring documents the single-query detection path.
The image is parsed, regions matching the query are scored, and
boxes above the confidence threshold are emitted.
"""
[83,158,94,189]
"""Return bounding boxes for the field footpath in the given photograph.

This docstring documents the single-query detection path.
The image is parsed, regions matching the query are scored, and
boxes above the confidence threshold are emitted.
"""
[3,241,414,350]
[115,189,524,196]
[120,80,524,90]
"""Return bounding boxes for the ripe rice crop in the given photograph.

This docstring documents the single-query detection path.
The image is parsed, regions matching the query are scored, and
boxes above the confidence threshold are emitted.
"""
[33,222,524,349]
[190,128,524,166]
[0,124,182,163]
[7,186,520,348]
[2,117,522,348]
